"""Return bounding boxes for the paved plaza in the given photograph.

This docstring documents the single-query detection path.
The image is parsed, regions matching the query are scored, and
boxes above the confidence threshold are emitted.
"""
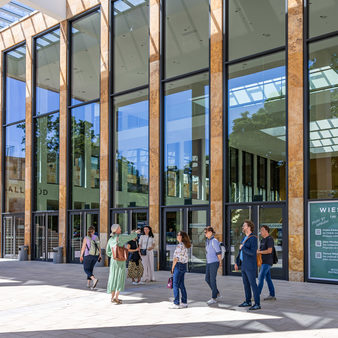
[0,259,338,338]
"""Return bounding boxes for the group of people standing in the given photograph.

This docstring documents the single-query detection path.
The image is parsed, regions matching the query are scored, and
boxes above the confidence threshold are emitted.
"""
[168,221,277,310]
[80,224,156,305]
[80,220,277,309]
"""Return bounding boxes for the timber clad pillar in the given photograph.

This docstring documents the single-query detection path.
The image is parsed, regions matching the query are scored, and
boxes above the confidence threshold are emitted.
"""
[59,20,68,261]
[100,0,110,254]
[0,55,3,257]
[24,36,33,257]
[149,0,160,256]
[288,0,304,282]
[210,0,224,272]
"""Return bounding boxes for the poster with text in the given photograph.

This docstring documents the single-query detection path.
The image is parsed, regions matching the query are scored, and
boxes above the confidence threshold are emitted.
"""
[309,201,338,281]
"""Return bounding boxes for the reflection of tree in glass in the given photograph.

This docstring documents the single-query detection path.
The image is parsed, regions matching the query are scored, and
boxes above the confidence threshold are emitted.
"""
[16,123,26,153]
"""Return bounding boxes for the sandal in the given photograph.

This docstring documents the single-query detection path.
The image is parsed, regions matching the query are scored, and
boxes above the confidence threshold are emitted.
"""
[113,298,122,305]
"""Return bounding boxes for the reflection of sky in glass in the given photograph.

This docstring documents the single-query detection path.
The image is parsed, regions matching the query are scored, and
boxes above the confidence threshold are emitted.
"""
[228,66,286,135]
[36,87,60,115]
[72,102,100,139]
[117,99,149,179]
[6,77,26,123]
[165,85,209,171]
[6,124,25,158]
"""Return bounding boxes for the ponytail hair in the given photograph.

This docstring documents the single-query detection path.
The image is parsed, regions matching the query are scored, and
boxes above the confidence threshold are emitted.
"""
[87,226,95,238]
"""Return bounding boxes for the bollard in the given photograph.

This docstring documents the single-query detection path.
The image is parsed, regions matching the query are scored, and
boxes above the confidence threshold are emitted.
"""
[53,247,63,264]
[18,245,28,261]
[153,250,158,271]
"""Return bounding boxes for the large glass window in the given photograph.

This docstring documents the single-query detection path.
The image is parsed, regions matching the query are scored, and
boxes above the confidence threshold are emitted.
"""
[114,90,149,208]
[35,114,59,210]
[5,45,26,124]
[228,0,285,60]
[71,10,100,105]
[71,102,100,209]
[228,52,286,203]
[309,0,338,38]
[113,0,149,93]
[165,0,209,78]
[35,29,60,115]
[4,124,25,212]
[164,73,209,205]
[308,37,338,199]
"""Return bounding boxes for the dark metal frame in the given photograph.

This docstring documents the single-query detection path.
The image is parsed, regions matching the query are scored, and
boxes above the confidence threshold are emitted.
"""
[1,42,27,257]
[111,207,149,234]
[303,0,338,284]
[109,0,150,224]
[223,0,289,278]
[158,0,212,271]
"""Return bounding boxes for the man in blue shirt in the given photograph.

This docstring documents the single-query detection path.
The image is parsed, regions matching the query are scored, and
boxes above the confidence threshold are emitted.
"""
[204,226,222,305]
[235,220,261,310]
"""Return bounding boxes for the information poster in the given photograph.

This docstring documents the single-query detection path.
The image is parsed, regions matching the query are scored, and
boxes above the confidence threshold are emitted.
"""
[309,201,338,281]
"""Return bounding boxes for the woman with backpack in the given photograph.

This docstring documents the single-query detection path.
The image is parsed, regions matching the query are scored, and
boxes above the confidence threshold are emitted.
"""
[80,226,101,289]
[106,224,141,304]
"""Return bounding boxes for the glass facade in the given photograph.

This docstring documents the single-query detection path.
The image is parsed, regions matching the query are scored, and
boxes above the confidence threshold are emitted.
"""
[113,0,149,93]
[308,37,338,199]
[71,10,100,105]
[164,72,209,206]
[165,0,209,78]
[71,102,100,209]
[228,0,285,60]
[5,46,26,124]
[114,90,149,208]
[309,0,338,38]
[228,52,286,203]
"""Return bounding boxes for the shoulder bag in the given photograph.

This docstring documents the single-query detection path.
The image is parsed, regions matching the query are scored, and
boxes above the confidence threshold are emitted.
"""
[140,236,149,256]
[112,236,128,261]
[236,235,262,267]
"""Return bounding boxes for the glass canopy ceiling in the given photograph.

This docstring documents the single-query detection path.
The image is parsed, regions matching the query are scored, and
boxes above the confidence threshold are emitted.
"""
[0,1,34,30]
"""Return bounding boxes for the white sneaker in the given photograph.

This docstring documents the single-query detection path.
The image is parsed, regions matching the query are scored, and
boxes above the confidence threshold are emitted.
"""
[138,281,145,285]
[207,298,217,305]
[132,281,138,285]
[169,304,180,309]
[217,293,222,299]
[180,303,188,308]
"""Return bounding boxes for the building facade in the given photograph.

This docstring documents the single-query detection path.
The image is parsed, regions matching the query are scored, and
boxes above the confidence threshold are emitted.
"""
[0,0,337,284]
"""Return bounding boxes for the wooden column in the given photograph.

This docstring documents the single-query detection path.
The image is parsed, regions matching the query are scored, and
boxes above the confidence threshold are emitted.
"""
[24,36,33,257]
[210,0,224,271]
[100,0,110,256]
[0,54,3,257]
[59,20,68,261]
[149,0,160,257]
[288,0,304,282]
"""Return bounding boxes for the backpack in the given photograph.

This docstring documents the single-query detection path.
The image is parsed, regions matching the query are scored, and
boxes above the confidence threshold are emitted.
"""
[211,239,226,260]
[86,236,100,256]
[272,247,278,265]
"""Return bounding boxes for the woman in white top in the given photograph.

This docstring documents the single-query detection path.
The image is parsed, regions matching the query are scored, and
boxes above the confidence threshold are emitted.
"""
[169,231,191,309]
[139,226,155,282]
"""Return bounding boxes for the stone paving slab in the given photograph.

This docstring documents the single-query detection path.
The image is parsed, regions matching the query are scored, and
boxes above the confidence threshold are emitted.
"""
[0,260,338,337]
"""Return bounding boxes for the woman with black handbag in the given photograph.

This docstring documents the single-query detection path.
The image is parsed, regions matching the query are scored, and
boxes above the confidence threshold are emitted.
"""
[106,224,141,304]
[139,226,155,283]
[127,237,144,285]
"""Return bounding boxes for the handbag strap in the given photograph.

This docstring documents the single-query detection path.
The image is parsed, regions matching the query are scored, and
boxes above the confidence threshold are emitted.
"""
[241,234,257,247]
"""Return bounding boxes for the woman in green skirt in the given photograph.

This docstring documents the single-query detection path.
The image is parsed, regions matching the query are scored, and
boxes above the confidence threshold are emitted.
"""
[106,224,141,304]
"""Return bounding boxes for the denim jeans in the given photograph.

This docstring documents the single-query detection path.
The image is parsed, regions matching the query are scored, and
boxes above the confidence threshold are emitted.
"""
[83,255,98,280]
[258,264,275,297]
[242,269,260,306]
[173,262,187,305]
[205,262,219,299]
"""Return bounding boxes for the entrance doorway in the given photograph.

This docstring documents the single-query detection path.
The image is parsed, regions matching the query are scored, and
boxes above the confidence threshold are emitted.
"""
[33,213,59,261]
[162,207,209,273]
[227,203,287,279]
[2,214,24,258]
[69,210,99,263]
[111,209,148,234]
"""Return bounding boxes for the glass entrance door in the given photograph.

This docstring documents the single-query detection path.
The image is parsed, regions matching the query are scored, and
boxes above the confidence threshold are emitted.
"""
[227,203,287,279]
[34,213,59,261]
[111,209,148,234]
[162,207,209,272]
[69,211,99,262]
[2,214,24,258]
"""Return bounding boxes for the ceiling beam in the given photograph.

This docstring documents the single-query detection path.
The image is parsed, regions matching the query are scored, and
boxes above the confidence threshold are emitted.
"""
[16,0,66,20]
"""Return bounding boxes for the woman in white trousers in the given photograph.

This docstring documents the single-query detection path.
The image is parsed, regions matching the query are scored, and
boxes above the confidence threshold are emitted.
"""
[139,226,156,282]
